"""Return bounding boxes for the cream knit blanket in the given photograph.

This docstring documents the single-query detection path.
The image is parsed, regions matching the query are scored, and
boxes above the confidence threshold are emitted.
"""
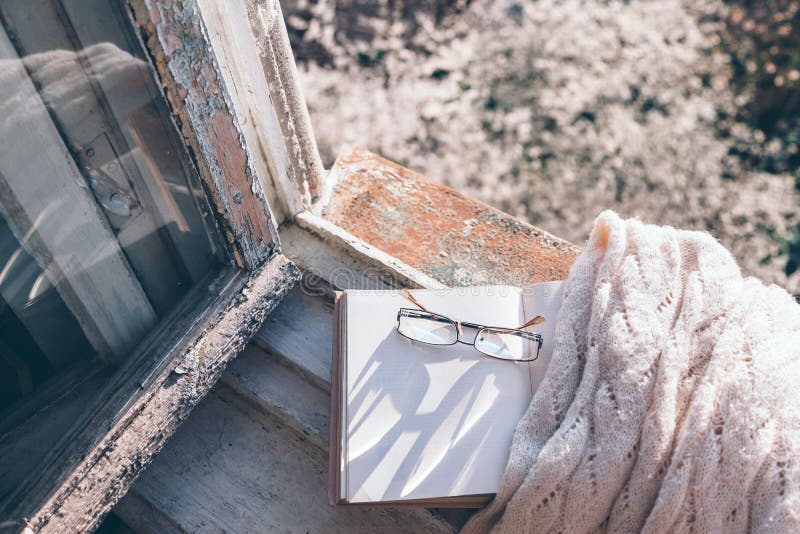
[462,211,800,533]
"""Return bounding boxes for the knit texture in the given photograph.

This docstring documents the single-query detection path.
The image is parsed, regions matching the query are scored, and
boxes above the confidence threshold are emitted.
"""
[462,211,800,533]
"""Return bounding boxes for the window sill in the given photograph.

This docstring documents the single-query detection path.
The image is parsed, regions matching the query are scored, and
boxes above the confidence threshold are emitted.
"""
[114,149,578,532]
[316,147,579,287]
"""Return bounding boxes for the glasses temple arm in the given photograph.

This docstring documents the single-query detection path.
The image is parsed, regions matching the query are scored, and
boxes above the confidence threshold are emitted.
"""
[401,289,430,312]
[401,289,545,331]
[516,315,545,330]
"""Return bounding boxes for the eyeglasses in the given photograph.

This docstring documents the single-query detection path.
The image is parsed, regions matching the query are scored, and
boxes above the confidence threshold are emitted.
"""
[395,291,544,362]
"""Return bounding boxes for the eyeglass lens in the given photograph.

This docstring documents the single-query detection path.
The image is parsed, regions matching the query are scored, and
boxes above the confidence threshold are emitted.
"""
[475,329,539,361]
[397,309,540,361]
[397,310,457,345]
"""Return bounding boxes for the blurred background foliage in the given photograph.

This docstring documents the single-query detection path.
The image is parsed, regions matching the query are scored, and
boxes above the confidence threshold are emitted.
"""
[722,0,799,173]
[284,0,799,293]
[721,0,800,278]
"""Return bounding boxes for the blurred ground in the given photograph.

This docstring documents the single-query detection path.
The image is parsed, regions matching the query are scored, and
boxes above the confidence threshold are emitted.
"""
[282,0,800,293]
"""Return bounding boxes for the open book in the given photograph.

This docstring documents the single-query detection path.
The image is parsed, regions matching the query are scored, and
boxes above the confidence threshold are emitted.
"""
[329,282,564,507]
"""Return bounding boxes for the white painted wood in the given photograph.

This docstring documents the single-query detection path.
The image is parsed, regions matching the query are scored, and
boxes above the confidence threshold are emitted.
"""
[0,25,156,360]
[284,213,447,291]
[119,390,453,533]
[222,344,329,449]
[253,284,334,390]
[242,0,325,208]
[5,257,298,532]
[197,0,305,223]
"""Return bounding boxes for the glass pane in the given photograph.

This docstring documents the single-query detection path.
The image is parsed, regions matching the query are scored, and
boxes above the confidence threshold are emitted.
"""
[0,0,223,411]
[397,310,458,345]
[475,329,540,361]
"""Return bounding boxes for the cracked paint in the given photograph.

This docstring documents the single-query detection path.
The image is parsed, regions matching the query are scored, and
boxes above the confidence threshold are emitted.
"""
[132,0,275,269]
[323,148,580,287]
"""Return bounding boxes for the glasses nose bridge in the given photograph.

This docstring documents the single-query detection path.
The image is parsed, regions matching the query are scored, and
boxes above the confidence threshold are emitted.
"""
[455,321,481,345]
[454,321,466,344]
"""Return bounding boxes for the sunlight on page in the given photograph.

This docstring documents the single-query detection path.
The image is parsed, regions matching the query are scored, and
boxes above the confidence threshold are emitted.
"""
[347,390,401,459]
[345,287,531,502]
[337,283,565,504]
[400,371,501,497]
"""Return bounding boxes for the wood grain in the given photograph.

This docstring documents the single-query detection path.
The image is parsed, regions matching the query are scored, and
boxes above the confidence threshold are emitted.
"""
[2,255,299,533]
[128,0,277,269]
[321,147,579,287]
[118,389,451,533]
[252,284,334,390]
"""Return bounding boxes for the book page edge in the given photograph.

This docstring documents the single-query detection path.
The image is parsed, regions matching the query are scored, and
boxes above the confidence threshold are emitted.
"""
[328,291,345,506]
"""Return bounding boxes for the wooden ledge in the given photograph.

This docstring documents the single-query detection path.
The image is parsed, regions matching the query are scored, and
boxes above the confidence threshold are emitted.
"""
[318,148,579,287]
[6,255,299,533]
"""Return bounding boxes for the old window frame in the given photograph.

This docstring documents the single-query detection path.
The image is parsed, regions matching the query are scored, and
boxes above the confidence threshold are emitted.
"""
[0,0,487,530]
[0,1,302,532]
[0,0,586,532]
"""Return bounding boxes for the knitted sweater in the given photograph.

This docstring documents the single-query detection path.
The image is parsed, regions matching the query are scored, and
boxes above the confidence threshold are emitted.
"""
[462,211,800,533]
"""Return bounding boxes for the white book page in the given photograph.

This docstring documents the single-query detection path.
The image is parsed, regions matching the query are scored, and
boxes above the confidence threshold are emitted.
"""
[344,286,532,502]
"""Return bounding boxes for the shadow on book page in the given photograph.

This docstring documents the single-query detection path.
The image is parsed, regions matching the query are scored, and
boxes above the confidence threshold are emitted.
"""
[342,283,563,503]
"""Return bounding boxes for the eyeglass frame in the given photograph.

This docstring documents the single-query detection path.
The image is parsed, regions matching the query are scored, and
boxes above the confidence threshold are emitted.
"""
[395,307,543,362]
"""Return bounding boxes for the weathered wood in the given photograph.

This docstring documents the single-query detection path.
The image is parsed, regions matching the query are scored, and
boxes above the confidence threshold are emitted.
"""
[0,23,157,361]
[127,0,277,269]
[1,254,299,533]
[320,147,580,287]
[122,253,475,531]
[119,314,462,533]
[117,389,453,534]
[252,284,334,390]
[243,0,324,207]
[222,344,329,450]
[196,0,303,222]
[289,212,447,290]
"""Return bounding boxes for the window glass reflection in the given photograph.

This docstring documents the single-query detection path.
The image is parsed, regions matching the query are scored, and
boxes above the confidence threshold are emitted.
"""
[0,0,223,410]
